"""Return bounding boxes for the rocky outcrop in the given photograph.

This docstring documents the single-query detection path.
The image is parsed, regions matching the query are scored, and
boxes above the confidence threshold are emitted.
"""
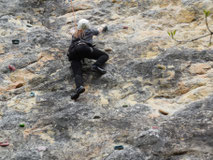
[0,0,213,159]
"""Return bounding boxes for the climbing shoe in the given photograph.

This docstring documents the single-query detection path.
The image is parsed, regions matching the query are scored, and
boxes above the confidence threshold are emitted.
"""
[71,86,85,100]
[91,65,106,74]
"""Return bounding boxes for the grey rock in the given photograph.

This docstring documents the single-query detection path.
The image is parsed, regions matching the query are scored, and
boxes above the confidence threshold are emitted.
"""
[105,147,145,160]
[1,0,213,159]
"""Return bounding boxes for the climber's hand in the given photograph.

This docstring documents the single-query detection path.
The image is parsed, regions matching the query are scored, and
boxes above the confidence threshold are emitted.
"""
[98,25,108,33]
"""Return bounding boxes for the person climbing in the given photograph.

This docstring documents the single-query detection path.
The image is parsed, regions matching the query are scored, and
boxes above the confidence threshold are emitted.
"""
[67,19,109,100]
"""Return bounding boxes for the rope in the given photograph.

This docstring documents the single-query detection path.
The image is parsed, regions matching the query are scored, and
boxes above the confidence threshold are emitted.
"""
[70,0,77,31]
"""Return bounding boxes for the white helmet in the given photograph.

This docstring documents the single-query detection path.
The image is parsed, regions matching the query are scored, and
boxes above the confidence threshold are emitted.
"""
[77,19,90,30]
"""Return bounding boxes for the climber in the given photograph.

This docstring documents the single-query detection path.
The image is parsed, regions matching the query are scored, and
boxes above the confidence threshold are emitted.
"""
[67,19,109,100]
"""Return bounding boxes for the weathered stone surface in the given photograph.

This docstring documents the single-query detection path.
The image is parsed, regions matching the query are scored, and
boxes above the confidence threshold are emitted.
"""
[105,147,145,160]
[0,0,213,159]
[141,96,213,160]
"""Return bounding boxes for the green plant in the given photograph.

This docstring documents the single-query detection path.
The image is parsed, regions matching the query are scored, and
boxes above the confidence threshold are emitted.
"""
[168,10,213,46]
[167,30,176,39]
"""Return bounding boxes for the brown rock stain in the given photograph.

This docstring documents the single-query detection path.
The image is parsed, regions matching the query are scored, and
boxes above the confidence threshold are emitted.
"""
[175,82,191,95]
[0,44,4,54]
[141,51,159,59]
[176,9,196,23]
[23,125,54,144]
[0,53,14,63]
[10,69,37,83]
[178,86,213,103]
[7,95,36,112]
[0,69,38,93]
[189,63,211,75]
[0,110,2,119]
[100,95,109,105]
[36,52,55,71]
[35,132,55,144]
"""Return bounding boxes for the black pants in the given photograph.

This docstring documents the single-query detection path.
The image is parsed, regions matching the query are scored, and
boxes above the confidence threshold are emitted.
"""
[69,44,109,88]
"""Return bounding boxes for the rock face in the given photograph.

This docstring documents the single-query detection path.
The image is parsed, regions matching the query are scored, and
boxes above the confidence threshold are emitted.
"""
[0,0,213,159]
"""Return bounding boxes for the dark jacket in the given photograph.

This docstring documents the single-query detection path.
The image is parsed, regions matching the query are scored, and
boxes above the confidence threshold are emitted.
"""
[68,29,99,53]
[67,29,99,61]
